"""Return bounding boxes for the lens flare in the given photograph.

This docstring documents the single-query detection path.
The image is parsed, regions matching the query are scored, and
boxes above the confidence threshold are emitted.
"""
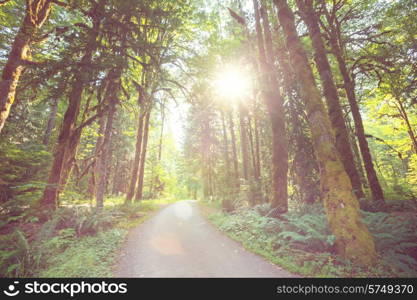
[213,66,252,100]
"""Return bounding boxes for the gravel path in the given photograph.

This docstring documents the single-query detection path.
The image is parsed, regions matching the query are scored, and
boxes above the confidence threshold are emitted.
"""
[115,200,296,277]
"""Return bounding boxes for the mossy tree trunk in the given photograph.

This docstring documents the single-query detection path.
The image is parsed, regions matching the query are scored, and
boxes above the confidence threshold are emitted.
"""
[125,98,146,203]
[135,109,151,201]
[273,0,377,266]
[253,0,288,214]
[0,0,52,133]
[228,110,240,190]
[221,111,231,180]
[333,44,385,203]
[238,104,250,181]
[88,114,106,199]
[317,0,385,203]
[42,98,58,146]
[96,97,117,210]
[40,2,104,210]
[296,0,364,199]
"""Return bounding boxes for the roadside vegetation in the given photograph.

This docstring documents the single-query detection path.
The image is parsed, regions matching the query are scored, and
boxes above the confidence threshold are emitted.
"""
[0,198,175,277]
[205,200,417,277]
[1,0,417,277]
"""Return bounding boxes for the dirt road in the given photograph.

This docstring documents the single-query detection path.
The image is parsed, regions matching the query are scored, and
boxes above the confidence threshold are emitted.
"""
[116,200,296,277]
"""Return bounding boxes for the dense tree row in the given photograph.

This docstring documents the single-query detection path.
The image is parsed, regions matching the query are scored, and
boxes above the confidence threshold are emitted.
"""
[180,0,416,266]
[0,0,416,268]
[0,0,192,212]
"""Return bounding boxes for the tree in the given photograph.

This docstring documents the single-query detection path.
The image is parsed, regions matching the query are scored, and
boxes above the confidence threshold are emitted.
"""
[317,0,385,203]
[273,0,376,266]
[135,108,151,201]
[296,0,364,199]
[41,1,106,210]
[126,96,146,203]
[0,0,67,133]
[233,0,288,214]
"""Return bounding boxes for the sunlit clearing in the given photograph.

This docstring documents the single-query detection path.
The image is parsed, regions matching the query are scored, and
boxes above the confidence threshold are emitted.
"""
[174,202,193,220]
[213,66,252,100]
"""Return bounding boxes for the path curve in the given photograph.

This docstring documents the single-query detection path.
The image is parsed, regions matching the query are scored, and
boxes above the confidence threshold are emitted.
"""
[116,200,296,277]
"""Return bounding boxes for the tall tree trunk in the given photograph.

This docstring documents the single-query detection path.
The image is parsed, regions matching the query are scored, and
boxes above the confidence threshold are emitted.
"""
[247,117,258,179]
[254,0,288,214]
[125,104,145,203]
[88,114,106,199]
[253,116,262,180]
[40,2,104,210]
[0,0,52,133]
[221,110,233,210]
[112,155,121,195]
[228,110,240,190]
[158,102,165,161]
[135,109,151,201]
[296,0,364,199]
[43,97,58,145]
[320,5,384,202]
[345,113,367,186]
[336,48,384,202]
[151,101,165,198]
[95,99,117,210]
[396,98,417,154]
[221,111,232,182]
[238,104,250,181]
[273,0,376,266]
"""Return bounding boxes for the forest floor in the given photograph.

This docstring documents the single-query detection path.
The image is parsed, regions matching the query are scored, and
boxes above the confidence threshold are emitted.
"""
[205,200,417,277]
[115,200,296,277]
[0,198,176,277]
[2,198,415,277]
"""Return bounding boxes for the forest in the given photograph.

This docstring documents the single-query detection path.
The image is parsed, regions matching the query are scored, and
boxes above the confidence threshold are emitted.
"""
[0,0,416,278]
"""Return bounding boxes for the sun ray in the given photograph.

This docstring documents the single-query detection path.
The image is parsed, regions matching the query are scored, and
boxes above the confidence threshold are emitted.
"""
[212,65,252,101]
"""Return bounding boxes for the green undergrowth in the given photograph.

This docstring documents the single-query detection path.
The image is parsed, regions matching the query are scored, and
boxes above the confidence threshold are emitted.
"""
[0,197,176,277]
[208,202,417,277]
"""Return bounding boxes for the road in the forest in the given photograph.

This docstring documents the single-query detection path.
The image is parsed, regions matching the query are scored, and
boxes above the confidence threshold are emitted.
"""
[115,200,297,277]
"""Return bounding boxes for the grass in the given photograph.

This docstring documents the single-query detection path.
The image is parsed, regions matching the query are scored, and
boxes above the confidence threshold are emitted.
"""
[39,228,127,277]
[203,201,417,278]
[0,197,178,277]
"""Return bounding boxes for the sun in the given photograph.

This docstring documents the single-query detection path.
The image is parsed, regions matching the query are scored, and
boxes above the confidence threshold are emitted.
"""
[212,66,252,100]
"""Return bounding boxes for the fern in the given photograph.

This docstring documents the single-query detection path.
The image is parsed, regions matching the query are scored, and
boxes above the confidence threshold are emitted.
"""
[211,202,417,276]
[0,230,34,277]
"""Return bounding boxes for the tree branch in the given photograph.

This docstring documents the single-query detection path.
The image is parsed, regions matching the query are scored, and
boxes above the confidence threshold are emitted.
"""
[51,0,70,8]
[0,0,12,6]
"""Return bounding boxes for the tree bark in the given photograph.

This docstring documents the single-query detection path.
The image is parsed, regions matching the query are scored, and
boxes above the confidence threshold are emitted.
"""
[158,102,165,162]
[334,45,384,202]
[125,104,145,203]
[395,98,417,154]
[88,114,106,199]
[112,154,121,195]
[228,110,240,190]
[273,0,376,266]
[254,0,288,214]
[221,111,232,181]
[247,117,258,180]
[238,104,250,181]
[253,116,262,180]
[96,99,117,210]
[296,0,364,199]
[319,2,385,203]
[43,98,58,145]
[41,2,104,210]
[0,0,52,133]
[135,109,151,201]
